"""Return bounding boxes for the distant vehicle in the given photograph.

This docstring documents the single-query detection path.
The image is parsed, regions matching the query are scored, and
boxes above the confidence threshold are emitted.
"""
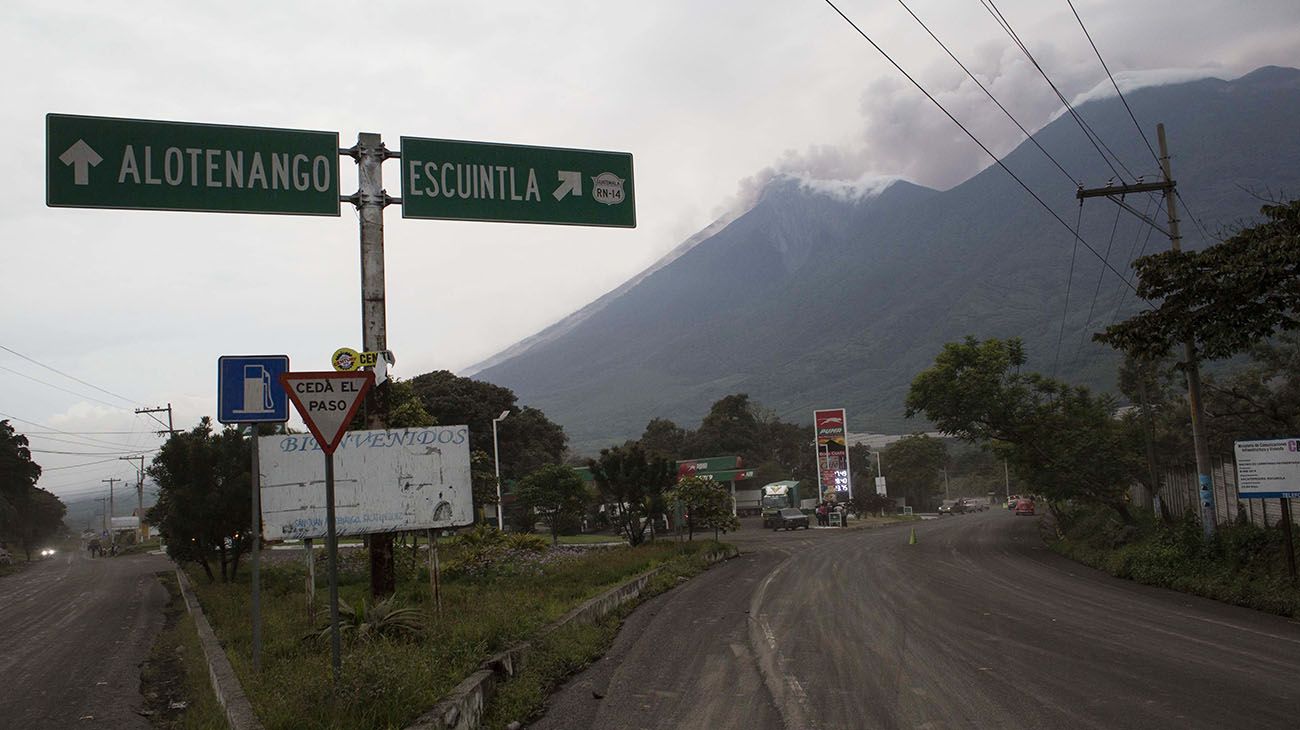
[0,547,12,565]
[761,481,803,527]
[960,498,988,512]
[38,547,57,559]
[1014,498,1036,516]
[938,500,968,516]
[771,507,810,531]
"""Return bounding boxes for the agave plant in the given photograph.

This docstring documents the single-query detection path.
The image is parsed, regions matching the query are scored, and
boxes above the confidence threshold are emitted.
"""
[311,595,425,644]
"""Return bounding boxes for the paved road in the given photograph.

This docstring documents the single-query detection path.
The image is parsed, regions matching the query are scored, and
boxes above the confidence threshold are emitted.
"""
[0,547,170,728]
[534,511,1300,729]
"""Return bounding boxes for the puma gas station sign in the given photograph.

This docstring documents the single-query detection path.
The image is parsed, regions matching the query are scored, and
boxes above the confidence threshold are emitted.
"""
[46,114,339,215]
[399,137,635,227]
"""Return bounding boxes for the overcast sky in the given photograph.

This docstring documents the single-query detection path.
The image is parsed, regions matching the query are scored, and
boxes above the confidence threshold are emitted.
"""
[4,0,1298,500]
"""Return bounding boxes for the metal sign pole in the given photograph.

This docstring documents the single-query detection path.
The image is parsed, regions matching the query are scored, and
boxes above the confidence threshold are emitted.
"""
[250,424,262,673]
[325,450,341,684]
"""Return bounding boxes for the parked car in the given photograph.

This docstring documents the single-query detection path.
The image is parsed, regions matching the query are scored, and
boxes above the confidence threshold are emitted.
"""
[771,507,810,530]
[938,500,967,516]
[1014,498,1036,516]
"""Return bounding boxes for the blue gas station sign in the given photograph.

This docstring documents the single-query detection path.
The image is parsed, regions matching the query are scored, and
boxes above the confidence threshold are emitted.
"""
[217,355,290,424]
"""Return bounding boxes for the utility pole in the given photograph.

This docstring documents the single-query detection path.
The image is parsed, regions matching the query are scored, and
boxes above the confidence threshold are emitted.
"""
[136,404,177,437]
[1004,459,1011,503]
[345,131,399,597]
[102,478,120,541]
[119,455,146,540]
[98,496,109,535]
[1076,122,1217,539]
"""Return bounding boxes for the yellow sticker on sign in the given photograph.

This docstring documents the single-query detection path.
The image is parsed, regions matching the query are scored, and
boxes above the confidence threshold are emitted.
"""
[331,347,380,372]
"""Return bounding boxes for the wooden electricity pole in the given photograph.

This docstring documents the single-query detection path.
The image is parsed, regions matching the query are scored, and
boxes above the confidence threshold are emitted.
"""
[1077,122,1217,539]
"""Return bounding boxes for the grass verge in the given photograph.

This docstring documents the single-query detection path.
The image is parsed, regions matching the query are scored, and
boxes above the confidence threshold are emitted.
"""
[184,535,724,729]
[1050,505,1300,617]
[479,544,729,729]
[555,534,626,545]
[140,571,229,729]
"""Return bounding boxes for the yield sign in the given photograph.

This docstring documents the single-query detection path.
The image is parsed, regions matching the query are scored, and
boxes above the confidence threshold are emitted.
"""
[279,371,374,454]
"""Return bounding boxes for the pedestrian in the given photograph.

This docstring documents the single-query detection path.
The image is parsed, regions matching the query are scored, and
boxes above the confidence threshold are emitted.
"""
[816,502,828,527]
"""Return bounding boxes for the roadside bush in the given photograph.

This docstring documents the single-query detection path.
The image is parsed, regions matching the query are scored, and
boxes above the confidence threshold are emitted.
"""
[311,595,425,645]
[1052,505,1300,617]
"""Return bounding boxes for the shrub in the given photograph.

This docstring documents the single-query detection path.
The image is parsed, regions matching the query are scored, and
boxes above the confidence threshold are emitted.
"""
[311,595,424,644]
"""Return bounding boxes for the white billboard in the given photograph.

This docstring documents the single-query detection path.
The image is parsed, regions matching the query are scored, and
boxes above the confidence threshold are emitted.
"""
[1234,438,1300,499]
[258,426,473,539]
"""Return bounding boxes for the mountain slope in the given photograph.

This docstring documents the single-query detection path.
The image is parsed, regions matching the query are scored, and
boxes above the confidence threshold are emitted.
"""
[471,67,1300,452]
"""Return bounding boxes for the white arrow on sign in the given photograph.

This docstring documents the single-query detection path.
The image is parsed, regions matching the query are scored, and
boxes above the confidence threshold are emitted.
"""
[552,170,582,201]
[59,139,103,186]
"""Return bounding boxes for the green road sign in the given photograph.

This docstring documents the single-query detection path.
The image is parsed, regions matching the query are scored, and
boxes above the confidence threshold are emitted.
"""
[47,114,340,216]
[399,137,634,227]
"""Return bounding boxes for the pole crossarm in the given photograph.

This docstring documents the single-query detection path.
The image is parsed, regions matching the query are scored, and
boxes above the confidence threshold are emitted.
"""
[1076,180,1172,199]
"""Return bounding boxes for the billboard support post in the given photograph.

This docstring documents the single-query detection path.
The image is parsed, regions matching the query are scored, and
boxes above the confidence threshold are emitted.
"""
[324,451,341,683]
[304,538,315,619]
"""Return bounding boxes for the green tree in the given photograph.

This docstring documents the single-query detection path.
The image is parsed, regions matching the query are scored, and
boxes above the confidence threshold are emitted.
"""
[688,394,762,460]
[515,464,591,545]
[1098,199,1300,362]
[18,488,66,560]
[906,337,1136,519]
[1201,335,1300,448]
[666,476,739,541]
[0,421,65,560]
[0,420,42,548]
[640,418,687,460]
[147,418,252,582]
[588,443,675,546]
[409,371,567,483]
[880,435,948,511]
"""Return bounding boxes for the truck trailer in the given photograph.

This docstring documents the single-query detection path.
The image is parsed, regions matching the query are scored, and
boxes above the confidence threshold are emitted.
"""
[760,481,803,527]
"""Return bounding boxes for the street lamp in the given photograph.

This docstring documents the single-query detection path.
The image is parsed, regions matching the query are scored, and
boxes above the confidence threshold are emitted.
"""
[492,409,510,530]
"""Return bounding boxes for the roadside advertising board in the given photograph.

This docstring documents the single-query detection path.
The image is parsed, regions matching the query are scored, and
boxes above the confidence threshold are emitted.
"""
[258,426,473,539]
[677,456,744,477]
[1234,438,1300,499]
[814,408,853,499]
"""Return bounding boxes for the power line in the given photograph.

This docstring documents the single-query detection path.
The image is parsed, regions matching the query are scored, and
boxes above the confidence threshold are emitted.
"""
[1108,206,1161,328]
[1052,202,1085,378]
[38,457,123,471]
[1065,0,1159,166]
[1064,1,1219,248]
[0,410,150,450]
[1072,202,1124,365]
[23,429,148,435]
[0,364,130,410]
[819,0,1136,291]
[30,447,159,456]
[23,433,151,450]
[895,0,1078,185]
[979,0,1137,183]
[0,344,140,406]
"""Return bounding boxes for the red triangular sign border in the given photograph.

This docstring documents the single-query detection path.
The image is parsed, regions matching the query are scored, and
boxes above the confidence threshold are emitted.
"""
[279,371,375,454]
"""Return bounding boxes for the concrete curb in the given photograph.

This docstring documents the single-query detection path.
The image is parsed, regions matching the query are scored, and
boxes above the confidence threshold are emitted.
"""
[175,568,264,730]
[405,544,739,730]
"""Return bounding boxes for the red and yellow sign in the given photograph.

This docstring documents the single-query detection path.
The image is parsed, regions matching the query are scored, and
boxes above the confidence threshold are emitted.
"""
[814,408,852,498]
